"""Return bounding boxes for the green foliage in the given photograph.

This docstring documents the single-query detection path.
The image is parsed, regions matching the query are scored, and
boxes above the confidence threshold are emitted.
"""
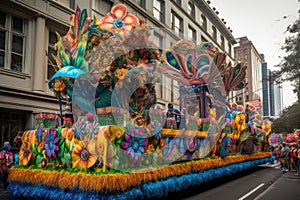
[276,10,300,101]
[271,101,300,133]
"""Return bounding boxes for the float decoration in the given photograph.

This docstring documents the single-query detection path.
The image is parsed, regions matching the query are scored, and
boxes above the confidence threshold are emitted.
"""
[8,4,274,199]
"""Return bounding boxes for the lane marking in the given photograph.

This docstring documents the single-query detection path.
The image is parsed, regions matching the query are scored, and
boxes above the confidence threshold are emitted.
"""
[238,183,265,200]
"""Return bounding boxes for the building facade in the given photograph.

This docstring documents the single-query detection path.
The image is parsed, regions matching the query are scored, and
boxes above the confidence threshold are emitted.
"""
[261,54,269,116]
[261,54,283,117]
[0,0,236,147]
[234,37,262,110]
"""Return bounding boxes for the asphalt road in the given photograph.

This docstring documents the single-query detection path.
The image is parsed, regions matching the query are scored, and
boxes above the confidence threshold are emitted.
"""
[165,162,300,200]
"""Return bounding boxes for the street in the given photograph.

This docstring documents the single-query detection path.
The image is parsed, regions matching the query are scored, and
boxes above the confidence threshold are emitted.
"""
[164,162,300,200]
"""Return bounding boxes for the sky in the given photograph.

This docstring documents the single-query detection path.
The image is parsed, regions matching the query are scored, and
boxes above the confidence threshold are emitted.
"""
[210,0,299,108]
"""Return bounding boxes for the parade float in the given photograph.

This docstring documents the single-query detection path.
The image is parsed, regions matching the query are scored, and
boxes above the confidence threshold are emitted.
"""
[7,4,274,199]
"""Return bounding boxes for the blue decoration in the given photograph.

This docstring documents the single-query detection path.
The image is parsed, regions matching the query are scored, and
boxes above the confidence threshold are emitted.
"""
[7,157,275,199]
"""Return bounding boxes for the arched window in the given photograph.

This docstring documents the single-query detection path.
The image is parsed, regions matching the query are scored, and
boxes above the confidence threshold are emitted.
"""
[212,26,217,40]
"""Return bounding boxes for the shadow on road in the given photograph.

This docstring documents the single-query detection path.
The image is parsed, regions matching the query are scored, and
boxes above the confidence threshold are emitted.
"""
[153,166,269,200]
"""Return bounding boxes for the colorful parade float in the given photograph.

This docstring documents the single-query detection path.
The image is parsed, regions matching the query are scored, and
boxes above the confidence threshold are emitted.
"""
[7,4,274,199]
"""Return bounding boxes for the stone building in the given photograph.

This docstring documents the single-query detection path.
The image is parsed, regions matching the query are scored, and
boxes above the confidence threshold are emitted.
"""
[0,0,236,147]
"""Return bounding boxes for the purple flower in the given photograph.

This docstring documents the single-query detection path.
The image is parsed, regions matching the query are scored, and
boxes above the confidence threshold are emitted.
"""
[41,158,47,167]
[129,126,146,136]
[121,134,148,163]
[36,125,45,143]
[44,128,60,160]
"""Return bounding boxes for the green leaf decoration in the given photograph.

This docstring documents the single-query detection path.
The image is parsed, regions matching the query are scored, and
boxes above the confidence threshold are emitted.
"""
[58,142,65,158]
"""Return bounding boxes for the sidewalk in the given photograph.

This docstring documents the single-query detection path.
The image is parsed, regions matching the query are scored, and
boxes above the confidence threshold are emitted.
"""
[255,169,300,200]
[0,187,12,200]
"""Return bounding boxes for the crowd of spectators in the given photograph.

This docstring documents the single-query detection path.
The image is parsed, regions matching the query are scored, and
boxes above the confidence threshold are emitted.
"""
[274,141,300,176]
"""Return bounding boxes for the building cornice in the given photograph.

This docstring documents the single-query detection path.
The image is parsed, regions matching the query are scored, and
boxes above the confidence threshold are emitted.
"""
[0,85,59,103]
[194,0,237,44]
[10,0,73,26]
[121,0,181,41]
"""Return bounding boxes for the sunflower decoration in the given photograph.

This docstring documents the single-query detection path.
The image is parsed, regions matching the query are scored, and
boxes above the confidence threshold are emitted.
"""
[19,142,33,166]
[21,130,35,144]
[71,140,97,170]
[52,78,66,97]
[235,113,247,138]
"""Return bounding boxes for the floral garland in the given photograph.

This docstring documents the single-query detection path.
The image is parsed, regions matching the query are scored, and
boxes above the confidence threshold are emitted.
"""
[35,113,59,120]
[9,152,272,193]
[96,107,125,115]
[8,155,274,199]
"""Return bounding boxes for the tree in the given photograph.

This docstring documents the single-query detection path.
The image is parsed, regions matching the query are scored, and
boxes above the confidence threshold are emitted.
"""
[271,101,300,133]
[275,10,300,101]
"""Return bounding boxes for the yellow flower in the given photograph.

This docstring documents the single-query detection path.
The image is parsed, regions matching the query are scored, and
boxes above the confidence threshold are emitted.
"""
[72,141,97,170]
[19,142,32,166]
[53,79,66,92]
[235,113,247,137]
[115,68,128,80]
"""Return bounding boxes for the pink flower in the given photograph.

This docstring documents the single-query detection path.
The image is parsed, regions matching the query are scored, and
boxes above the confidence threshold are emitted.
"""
[100,4,139,34]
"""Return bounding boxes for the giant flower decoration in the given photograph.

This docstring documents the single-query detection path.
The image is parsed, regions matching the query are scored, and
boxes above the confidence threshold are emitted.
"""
[35,125,45,145]
[72,141,97,169]
[100,4,139,34]
[19,142,32,166]
[235,113,247,138]
[121,134,148,163]
[44,128,60,160]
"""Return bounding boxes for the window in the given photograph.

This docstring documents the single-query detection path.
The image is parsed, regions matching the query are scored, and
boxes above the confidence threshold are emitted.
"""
[153,0,165,22]
[47,27,68,80]
[188,26,196,41]
[188,1,195,18]
[69,0,75,10]
[137,0,146,8]
[173,0,181,5]
[47,31,58,80]
[171,11,183,34]
[212,26,217,40]
[0,108,26,149]
[201,15,207,31]
[152,32,163,51]
[244,48,248,60]
[55,0,76,9]
[228,42,232,55]
[201,35,208,42]
[95,0,113,16]
[221,35,225,50]
[0,10,25,72]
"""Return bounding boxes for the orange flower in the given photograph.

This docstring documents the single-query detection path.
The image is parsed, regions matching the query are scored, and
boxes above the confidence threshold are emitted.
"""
[115,68,128,80]
[100,4,139,34]
[47,114,55,119]
[19,142,32,166]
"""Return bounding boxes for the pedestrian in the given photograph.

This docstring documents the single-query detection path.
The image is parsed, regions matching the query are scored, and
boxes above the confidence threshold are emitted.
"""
[3,142,13,168]
[280,143,290,173]
[166,103,184,129]
[294,142,300,177]
[0,141,12,191]
[290,142,297,172]
[0,153,8,189]
[275,144,281,164]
